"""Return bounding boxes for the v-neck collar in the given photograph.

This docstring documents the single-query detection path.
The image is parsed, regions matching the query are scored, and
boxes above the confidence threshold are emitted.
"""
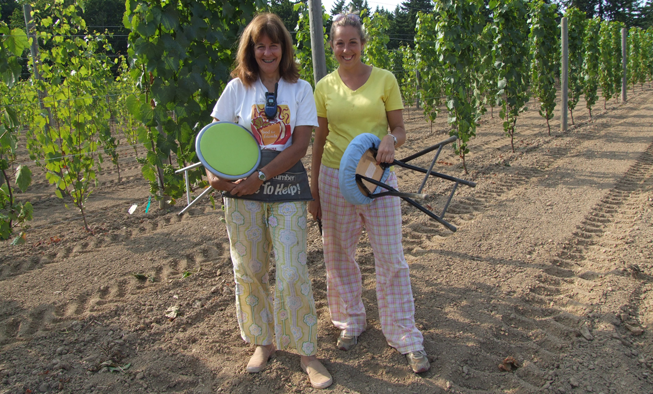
[336,66,374,93]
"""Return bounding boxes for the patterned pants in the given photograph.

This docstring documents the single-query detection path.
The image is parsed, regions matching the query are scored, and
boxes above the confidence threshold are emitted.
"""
[224,198,318,356]
[319,165,424,354]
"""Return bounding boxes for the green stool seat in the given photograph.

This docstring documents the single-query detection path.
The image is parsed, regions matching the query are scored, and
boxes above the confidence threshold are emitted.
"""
[196,122,261,180]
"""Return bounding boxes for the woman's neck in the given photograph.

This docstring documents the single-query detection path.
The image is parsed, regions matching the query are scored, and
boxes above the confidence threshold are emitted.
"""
[260,72,280,91]
[338,61,369,78]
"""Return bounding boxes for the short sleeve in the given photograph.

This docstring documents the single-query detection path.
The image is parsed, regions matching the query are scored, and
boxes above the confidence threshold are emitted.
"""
[314,79,327,118]
[383,72,404,112]
[210,79,238,122]
[294,80,319,127]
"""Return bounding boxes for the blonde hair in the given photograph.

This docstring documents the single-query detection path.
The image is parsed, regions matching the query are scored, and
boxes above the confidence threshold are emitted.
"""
[330,10,368,45]
[231,13,299,87]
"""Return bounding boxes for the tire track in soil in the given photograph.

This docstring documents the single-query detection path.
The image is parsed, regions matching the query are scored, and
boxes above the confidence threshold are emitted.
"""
[400,140,574,244]
[347,139,579,390]
[0,207,220,281]
[26,174,145,205]
[1,130,229,345]
[401,93,653,246]
[0,241,232,344]
[397,93,653,392]
[448,140,653,393]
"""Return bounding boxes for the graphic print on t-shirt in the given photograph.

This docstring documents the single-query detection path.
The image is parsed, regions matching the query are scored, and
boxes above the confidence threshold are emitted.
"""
[250,104,291,147]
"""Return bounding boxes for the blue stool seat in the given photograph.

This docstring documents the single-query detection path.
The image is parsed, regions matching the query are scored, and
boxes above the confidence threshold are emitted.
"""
[338,133,390,205]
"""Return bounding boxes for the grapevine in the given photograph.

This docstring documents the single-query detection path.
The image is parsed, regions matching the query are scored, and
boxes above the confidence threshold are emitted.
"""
[294,2,334,87]
[582,17,600,119]
[362,12,391,70]
[610,22,624,102]
[398,45,418,108]
[528,0,558,134]
[492,0,530,153]
[24,3,116,232]
[1,19,32,243]
[478,22,500,119]
[564,7,586,126]
[125,0,264,207]
[414,11,441,134]
[599,20,616,108]
[434,0,485,173]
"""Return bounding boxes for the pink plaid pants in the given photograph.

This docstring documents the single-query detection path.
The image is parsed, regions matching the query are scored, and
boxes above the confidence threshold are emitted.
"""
[319,165,424,354]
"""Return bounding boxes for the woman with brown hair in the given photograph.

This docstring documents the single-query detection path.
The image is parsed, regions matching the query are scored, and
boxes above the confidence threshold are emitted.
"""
[206,13,332,388]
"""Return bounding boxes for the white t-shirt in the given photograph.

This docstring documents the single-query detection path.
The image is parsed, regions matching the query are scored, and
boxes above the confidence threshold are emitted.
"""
[211,77,318,152]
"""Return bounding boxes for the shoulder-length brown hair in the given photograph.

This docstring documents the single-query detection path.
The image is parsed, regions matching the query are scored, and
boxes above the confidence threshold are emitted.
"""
[231,13,299,87]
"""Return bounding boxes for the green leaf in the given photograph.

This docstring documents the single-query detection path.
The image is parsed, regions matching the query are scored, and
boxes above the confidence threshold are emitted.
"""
[140,103,154,125]
[136,126,149,144]
[125,94,141,119]
[133,273,148,281]
[222,2,235,18]
[182,271,192,278]
[108,363,131,373]
[20,202,33,221]
[5,29,29,55]
[161,7,179,31]
[122,13,132,29]
[141,163,155,182]
[11,232,27,245]
[15,166,32,193]
[150,6,163,25]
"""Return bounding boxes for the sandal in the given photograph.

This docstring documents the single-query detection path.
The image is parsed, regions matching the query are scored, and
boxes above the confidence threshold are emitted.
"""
[246,344,275,373]
[300,358,333,389]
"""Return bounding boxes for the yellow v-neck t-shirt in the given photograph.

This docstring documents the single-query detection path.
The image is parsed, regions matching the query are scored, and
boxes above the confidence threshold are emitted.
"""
[314,67,404,169]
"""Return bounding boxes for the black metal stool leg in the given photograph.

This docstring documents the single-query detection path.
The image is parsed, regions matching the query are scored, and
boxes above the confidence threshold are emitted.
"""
[356,175,457,232]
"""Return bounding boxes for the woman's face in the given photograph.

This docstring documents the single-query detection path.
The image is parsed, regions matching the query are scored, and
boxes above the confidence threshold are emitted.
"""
[331,25,364,68]
[254,34,282,77]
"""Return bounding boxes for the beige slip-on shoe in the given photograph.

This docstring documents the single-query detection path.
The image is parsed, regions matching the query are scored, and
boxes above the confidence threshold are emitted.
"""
[300,358,333,389]
[246,344,275,373]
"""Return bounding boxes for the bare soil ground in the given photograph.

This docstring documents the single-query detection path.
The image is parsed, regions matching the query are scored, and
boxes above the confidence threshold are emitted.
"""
[1,85,653,394]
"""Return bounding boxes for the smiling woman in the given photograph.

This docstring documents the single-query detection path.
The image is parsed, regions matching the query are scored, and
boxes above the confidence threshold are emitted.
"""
[309,11,431,375]
[203,12,333,390]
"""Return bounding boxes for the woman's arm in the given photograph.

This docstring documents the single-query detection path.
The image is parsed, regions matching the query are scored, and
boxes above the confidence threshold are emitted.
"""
[229,125,312,197]
[375,109,405,165]
[308,117,329,220]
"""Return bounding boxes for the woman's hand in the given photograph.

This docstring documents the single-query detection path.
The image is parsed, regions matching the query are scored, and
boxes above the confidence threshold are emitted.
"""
[308,191,321,221]
[377,109,406,165]
[229,173,263,197]
[206,171,236,193]
[376,134,396,165]
[310,117,328,222]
